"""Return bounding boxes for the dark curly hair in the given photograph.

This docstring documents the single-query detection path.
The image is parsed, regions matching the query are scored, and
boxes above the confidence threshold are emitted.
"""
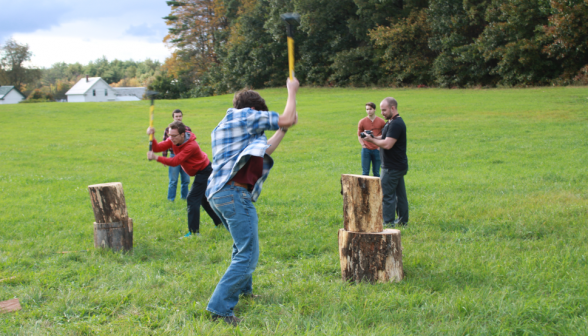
[233,89,268,111]
[168,121,186,135]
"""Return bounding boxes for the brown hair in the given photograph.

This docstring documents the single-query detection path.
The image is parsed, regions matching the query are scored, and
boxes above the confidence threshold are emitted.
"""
[365,102,376,109]
[172,109,183,117]
[233,89,268,111]
[381,97,398,109]
[168,121,186,135]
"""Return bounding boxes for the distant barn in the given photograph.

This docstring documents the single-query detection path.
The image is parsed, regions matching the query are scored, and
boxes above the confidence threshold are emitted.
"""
[0,86,26,104]
[66,76,146,103]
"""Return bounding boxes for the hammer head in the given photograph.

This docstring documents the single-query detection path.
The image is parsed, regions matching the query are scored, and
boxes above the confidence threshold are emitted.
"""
[280,13,300,26]
[146,90,159,104]
[281,13,300,37]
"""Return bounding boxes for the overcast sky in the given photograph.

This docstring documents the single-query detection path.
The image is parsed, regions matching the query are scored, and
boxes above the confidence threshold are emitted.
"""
[0,0,172,68]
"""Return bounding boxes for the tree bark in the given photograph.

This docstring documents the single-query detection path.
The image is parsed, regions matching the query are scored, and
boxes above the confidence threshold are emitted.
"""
[341,174,383,233]
[88,182,133,252]
[338,228,403,283]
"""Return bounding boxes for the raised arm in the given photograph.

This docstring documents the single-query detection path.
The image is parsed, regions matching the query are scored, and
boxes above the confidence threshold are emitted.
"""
[278,77,299,128]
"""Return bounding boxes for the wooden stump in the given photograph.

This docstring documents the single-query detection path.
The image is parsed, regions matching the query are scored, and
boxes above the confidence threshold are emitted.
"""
[0,299,21,314]
[341,174,383,233]
[88,182,133,252]
[338,228,403,283]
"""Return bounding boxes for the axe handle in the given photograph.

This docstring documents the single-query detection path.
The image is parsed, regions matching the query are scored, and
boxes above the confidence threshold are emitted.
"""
[149,104,154,151]
[287,36,295,80]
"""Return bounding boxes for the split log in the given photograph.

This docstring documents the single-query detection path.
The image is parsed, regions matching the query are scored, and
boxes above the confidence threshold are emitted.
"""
[0,299,21,314]
[338,228,403,283]
[88,183,133,252]
[341,174,383,233]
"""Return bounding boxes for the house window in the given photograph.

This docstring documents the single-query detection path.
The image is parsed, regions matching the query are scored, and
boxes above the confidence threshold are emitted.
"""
[105,89,108,96]
[93,89,96,96]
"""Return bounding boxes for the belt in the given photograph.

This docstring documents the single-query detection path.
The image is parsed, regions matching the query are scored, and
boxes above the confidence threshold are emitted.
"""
[228,180,251,191]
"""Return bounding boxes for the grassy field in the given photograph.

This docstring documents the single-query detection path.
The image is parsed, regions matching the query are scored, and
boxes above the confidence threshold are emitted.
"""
[0,86,587,335]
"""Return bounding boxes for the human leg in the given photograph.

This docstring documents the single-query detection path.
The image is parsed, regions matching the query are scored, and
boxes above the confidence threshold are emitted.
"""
[202,193,222,226]
[395,170,409,224]
[186,169,209,233]
[179,168,190,200]
[361,148,371,175]
[167,154,180,201]
[207,185,259,317]
[371,149,381,177]
[381,168,401,224]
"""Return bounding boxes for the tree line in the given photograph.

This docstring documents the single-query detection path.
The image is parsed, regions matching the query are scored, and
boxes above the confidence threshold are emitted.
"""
[0,39,162,101]
[150,0,588,98]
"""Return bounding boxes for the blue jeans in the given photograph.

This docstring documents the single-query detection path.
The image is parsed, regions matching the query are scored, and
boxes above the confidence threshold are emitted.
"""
[207,184,259,317]
[167,153,190,201]
[361,148,381,177]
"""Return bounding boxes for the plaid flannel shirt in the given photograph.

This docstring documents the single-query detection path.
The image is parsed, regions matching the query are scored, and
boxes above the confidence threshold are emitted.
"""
[206,107,280,202]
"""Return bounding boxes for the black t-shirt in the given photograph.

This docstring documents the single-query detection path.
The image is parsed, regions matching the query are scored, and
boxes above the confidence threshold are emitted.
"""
[380,116,408,171]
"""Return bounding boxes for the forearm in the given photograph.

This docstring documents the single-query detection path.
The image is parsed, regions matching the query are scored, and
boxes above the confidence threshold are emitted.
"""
[358,136,366,148]
[278,94,297,127]
[266,128,287,155]
[366,137,395,150]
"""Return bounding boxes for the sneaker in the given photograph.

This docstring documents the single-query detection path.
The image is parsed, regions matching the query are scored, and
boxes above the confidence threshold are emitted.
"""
[393,219,408,227]
[383,222,395,229]
[212,315,241,326]
[180,232,192,239]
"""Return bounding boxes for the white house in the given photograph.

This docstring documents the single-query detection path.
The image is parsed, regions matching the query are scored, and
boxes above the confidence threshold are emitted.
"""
[66,76,118,102]
[0,86,26,104]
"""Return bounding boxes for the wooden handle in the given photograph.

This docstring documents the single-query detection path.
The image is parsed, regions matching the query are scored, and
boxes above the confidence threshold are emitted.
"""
[287,36,295,80]
[148,105,154,142]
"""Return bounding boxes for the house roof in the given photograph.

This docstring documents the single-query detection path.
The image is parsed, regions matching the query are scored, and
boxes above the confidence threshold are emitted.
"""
[65,77,110,95]
[0,86,25,100]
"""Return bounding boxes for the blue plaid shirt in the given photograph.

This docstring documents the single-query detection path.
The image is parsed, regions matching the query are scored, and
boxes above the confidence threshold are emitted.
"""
[206,107,280,202]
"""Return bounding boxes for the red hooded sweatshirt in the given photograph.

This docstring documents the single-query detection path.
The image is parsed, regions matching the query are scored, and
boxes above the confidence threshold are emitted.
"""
[152,132,210,176]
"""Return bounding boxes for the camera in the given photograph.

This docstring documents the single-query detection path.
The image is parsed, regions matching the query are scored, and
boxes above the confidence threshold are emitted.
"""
[360,130,373,139]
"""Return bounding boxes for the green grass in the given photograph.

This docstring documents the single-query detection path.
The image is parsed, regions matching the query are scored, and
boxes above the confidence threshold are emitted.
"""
[1,86,587,335]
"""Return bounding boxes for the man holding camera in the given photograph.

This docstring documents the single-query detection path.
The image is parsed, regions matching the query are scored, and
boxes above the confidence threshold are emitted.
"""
[363,97,409,227]
[358,102,386,177]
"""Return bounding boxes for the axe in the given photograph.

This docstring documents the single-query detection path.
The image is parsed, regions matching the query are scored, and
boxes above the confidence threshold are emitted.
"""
[146,90,159,159]
[280,13,300,80]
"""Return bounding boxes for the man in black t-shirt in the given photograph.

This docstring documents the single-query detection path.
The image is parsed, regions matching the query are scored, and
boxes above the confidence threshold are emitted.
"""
[363,97,409,227]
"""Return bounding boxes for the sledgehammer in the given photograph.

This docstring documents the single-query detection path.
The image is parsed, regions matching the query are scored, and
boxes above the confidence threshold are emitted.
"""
[146,90,159,159]
[280,13,300,80]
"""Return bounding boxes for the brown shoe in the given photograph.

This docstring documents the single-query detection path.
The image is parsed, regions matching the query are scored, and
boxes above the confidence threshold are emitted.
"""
[212,315,241,326]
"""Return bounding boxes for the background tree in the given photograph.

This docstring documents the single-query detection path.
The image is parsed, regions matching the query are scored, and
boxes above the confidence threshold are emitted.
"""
[543,0,588,83]
[0,39,41,91]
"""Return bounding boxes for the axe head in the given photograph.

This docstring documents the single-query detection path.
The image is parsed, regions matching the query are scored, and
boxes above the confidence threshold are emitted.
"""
[146,90,159,104]
[281,13,300,37]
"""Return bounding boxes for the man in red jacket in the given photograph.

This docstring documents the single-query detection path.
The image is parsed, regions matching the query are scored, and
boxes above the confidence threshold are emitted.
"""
[147,121,221,238]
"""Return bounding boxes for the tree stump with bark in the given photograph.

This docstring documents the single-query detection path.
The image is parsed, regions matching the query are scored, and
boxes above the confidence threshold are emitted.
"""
[338,229,404,282]
[341,174,383,233]
[339,174,403,283]
[88,182,133,252]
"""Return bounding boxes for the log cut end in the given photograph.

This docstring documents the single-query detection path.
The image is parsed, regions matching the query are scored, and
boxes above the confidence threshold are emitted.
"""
[0,298,21,314]
[338,228,403,283]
